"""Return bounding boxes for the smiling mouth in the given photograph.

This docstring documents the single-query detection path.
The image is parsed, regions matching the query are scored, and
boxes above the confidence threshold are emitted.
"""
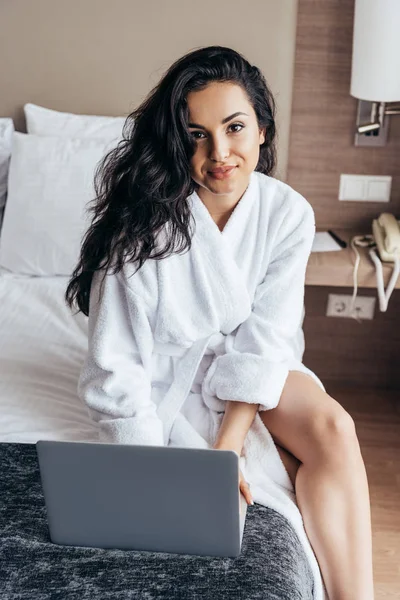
[207,166,237,179]
[208,166,237,174]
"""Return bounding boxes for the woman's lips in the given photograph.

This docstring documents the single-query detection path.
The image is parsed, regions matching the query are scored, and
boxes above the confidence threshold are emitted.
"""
[208,166,237,180]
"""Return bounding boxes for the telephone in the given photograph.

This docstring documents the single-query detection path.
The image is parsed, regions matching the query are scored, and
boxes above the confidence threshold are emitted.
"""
[372,213,400,262]
[349,213,400,315]
[368,213,400,312]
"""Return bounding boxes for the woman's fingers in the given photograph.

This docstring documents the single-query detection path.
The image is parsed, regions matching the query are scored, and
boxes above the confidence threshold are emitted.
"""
[212,446,254,507]
[239,470,254,506]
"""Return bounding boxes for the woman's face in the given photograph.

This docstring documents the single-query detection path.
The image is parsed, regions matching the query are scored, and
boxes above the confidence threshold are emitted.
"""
[187,81,266,199]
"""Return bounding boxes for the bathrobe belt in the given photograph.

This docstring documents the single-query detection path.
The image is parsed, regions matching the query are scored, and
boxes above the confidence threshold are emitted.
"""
[155,332,224,445]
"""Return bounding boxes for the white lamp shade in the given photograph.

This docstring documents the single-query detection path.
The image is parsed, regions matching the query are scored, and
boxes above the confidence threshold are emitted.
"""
[350,0,400,102]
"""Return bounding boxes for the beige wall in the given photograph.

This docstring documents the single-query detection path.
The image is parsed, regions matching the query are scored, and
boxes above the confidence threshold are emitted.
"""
[0,0,299,181]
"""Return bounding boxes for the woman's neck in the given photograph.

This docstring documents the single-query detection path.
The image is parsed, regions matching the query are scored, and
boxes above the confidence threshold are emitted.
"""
[195,179,249,230]
[210,208,235,231]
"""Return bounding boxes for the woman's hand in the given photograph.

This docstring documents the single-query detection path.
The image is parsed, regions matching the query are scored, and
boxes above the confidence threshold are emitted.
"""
[212,400,258,510]
[238,466,254,507]
[212,443,254,508]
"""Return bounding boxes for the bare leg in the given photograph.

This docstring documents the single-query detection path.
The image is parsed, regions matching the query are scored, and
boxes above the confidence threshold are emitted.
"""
[260,372,375,600]
[294,434,374,600]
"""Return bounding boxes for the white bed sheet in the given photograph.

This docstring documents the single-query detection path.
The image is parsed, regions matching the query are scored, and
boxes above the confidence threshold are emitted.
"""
[0,271,99,443]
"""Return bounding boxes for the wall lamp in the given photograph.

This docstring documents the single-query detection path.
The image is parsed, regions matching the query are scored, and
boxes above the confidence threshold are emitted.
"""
[350,0,400,146]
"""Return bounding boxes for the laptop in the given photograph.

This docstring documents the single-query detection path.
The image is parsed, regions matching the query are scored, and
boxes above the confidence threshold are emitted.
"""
[36,440,249,558]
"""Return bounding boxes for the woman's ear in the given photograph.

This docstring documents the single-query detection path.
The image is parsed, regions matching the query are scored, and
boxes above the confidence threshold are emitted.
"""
[259,127,266,145]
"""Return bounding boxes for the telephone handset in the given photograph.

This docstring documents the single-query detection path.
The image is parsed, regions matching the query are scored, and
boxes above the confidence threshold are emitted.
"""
[350,212,400,314]
[372,213,400,262]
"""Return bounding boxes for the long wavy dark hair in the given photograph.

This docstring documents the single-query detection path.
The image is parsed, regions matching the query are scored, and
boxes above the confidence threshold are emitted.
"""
[65,45,277,316]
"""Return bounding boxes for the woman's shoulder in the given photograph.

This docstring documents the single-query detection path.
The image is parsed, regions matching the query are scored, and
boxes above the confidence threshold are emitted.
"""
[254,171,312,211]
[91,249,159,313]
[254,171,315,223]
[120,255,158,302]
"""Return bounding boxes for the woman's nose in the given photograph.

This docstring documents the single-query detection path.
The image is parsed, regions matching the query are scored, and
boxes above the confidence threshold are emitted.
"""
[208,135,230,162]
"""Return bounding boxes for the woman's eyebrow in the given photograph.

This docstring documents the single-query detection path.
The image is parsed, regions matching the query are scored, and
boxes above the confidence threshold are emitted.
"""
[188,112,249,129]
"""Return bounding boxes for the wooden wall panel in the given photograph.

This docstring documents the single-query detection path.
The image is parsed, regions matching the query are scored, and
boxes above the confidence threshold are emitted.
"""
[303,287,400,389]
[287,0,400,232]
[289,0,400,388]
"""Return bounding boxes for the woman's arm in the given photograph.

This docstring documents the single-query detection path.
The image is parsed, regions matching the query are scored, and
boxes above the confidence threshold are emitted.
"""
[202,199,316,413]
[213,400,258,506]
[213,400,259,452]
[78,267,164,446]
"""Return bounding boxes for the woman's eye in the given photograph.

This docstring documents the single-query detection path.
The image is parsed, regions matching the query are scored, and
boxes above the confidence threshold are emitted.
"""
[229,123,244,133]
[190,123,244,140]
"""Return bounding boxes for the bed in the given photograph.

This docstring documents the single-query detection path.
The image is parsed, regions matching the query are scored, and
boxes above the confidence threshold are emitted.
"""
[0,105,320,599]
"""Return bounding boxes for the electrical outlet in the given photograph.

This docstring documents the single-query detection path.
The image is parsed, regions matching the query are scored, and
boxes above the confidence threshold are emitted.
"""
[326,294,376,320]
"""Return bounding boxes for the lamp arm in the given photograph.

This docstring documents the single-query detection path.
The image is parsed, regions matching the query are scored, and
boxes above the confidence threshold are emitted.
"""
[357,101,400,134]
[384,104,400,115]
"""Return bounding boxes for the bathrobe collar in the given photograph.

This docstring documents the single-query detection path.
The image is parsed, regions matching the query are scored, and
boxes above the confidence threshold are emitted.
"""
[157,172,259,443]
[154,173,258,350]
[187,171,259,332]
[188,170,258,245]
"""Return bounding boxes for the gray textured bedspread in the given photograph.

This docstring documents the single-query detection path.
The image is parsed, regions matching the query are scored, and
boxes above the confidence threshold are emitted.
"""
[0,443,314,599]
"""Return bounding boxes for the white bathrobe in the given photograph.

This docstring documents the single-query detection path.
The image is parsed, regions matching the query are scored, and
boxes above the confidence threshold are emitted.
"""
[78,170,328,600]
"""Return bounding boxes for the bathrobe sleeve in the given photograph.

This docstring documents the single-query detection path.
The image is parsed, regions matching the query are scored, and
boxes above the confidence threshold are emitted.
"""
[202,197,316,412]
[77,266,165,446]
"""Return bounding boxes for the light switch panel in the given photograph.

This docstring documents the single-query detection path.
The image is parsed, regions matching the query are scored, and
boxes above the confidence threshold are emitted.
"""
[339,174,391,202]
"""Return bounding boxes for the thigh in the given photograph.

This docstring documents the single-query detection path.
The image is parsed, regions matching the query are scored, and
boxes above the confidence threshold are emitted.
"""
[275,443,301,488]
[259,370,355,465]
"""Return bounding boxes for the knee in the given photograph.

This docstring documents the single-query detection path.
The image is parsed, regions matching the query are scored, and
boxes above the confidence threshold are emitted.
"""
[314,401,357,449]
[326,407,356,438]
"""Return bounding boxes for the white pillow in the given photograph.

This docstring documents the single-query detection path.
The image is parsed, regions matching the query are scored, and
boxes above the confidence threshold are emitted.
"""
[0,118,14,210]
[0,132,117,276]
[24,103,127,140]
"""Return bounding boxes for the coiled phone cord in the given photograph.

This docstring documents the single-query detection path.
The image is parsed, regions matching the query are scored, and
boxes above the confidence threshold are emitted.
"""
[349,234,400,317]
[368,248,400,312]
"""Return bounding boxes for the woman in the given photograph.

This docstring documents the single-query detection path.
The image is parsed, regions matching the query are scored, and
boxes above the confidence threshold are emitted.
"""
[65,46,374,600]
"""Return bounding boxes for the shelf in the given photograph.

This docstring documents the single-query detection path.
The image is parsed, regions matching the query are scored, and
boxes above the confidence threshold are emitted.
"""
[305,229,400,289]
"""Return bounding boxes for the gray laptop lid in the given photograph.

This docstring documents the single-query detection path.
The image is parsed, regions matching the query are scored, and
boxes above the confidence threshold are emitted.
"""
[36,440,248,558]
